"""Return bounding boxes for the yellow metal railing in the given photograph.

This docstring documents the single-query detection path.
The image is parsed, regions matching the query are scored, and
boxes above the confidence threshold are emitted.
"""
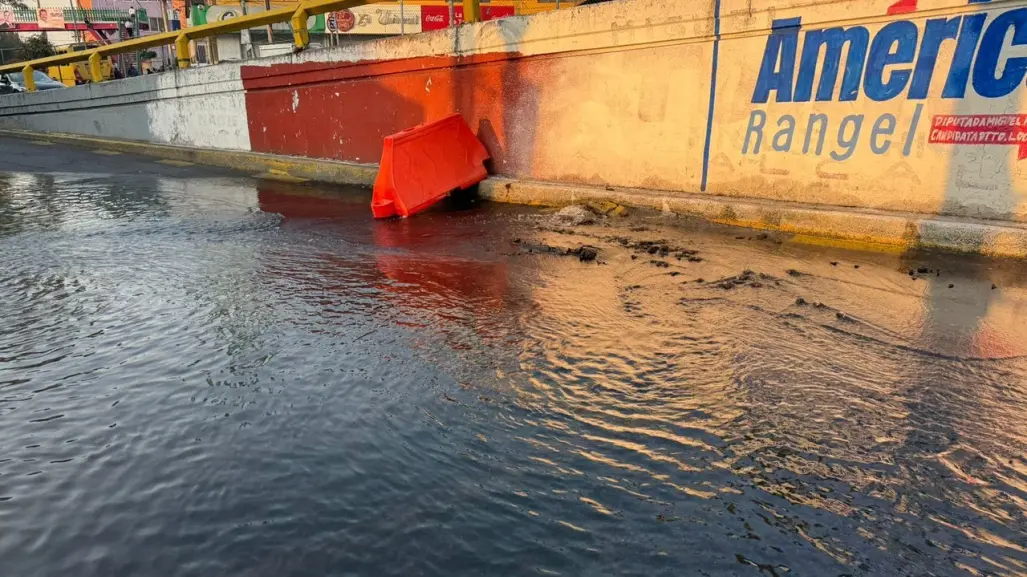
[465,0,481,23]
[0,0,484,91]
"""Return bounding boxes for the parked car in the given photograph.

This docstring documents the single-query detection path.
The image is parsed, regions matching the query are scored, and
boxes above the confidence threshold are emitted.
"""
[1,70,67,91]
[0,76,25,95]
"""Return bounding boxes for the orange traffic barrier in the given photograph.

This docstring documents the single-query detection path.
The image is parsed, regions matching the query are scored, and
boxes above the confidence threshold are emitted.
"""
[371,113,490,219]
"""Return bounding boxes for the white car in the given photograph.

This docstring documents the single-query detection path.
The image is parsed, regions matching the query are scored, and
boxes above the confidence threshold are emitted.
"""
[1,71,66,91]
[0,77,25,95]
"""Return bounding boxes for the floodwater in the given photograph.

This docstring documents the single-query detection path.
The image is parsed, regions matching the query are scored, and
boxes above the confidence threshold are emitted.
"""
[3,170,1027,577]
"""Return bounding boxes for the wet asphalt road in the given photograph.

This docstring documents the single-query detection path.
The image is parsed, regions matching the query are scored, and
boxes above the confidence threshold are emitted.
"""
[2,137,1027,577]
[0,136,240,177]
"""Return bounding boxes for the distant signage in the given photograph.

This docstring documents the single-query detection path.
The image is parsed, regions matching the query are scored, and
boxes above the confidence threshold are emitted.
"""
[421,5,515,31]
[334,9,355,32]
[0,8,15,29]
[201,4,319,32]
[337,4,420,34]
[203,6,242,22]
[36,7,65,29]
[200,4,316,31]
[326,10,357,33]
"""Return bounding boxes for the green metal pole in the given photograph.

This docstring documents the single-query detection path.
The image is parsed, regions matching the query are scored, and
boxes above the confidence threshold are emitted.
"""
[69,0,80,44]
[133,8,140,72]
[265,0,272,44]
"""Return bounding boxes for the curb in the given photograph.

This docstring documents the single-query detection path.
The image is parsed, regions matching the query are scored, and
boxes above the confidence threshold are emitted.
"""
[480,181,1027,259]
[482,181,1027,258]
[5,129,1027,258]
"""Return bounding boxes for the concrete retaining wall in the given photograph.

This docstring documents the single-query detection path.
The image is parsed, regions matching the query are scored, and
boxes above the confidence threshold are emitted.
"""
[0,63,250,150]
[2,0,1027,227]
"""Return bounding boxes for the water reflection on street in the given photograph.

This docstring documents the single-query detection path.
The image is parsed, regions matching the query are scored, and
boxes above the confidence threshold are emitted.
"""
[2,172,1027,577]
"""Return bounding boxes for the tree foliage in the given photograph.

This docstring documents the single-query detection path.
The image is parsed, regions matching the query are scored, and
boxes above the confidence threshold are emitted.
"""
[0,32,20,51]
[0,32,22,65]
[17,35,56,61]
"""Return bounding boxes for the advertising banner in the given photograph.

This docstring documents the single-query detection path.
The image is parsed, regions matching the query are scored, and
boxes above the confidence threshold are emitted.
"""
[0,8,15,29]
[331,5,421,35]
[421,5,515,31]
[705,0,1027,217]
[36,7,65,29]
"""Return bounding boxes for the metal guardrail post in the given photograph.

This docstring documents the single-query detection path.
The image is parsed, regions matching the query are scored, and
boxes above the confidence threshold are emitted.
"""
[175,33,190,69]
[464,0,480,23]
[88,52,102,82]
[291,6,310,49]
[22,64,35,91]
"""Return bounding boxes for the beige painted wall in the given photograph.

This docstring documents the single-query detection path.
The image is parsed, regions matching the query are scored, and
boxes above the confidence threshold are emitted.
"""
[709,0,1027,222]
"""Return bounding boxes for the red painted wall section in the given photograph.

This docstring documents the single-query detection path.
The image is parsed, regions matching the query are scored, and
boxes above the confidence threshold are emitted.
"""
[241,51,550,179]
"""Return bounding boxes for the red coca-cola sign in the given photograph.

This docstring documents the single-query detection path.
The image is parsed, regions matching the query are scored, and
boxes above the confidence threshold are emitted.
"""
[421,5,515,31]
[335,9,355,32]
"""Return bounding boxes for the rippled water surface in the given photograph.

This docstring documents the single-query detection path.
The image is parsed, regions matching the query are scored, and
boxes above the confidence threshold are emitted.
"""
[3,170,1027,577]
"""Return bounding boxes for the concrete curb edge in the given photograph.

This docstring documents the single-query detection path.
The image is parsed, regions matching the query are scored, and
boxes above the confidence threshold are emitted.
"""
[5,129,1026,258]
[479,179,1027,258]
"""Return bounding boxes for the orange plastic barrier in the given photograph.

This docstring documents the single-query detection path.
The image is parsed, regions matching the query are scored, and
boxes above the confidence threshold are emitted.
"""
[371,113,490,219]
